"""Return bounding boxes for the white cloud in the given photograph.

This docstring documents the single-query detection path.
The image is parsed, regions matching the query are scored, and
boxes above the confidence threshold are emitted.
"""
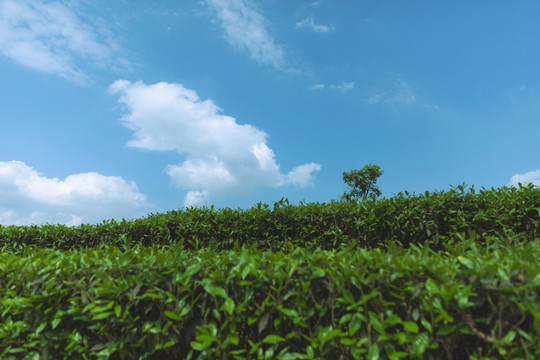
[310,83,325,90]
[0,161,150,225]
[295,16,334,33]
[184,190,210,208]
[204,0,286,69]
[330,82,355,93]
[508,170,540,187]
[310,82,355,93]
[0,0,129,84]
[285,163,321,188]
[109,80,321,206]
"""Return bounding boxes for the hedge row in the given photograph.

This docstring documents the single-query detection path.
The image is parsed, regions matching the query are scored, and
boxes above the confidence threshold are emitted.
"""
[1,184,539,252]
[0,235,539,359]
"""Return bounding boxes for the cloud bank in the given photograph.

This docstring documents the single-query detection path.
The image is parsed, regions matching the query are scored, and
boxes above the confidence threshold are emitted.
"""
[508,170,540,187]
[204,0,286,69]
[0,0,128,84]
[109,80,321,206]
[0,161,150,226]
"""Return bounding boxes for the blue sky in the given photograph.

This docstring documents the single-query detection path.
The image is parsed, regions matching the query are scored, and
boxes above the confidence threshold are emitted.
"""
[1,0,539,225]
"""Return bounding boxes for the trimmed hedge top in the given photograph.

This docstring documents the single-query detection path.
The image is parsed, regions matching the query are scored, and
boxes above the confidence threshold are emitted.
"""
[1,184,539,253]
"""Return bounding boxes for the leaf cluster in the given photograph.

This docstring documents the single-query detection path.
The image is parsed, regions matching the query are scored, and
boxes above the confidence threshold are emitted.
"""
[0,235,539,359]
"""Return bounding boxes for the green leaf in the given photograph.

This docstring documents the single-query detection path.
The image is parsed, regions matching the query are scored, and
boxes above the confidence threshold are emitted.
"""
[190,341,208,351]
[279,307,299,318]
[501,330,516,344]
[342,289,355,304]
[164,311,182,321]
[424,278,438,295]
[262,335,285,344]
[229,334,239,346]
[340,337,356,346]
[91,312,113,321]
[204,282,228,299]
[144,291,162,299]
[162,340,175,349]
[388,351,408,359]
[349,314,363,335]
[222,297,235,315]
[420,318,432,334]
[35,322,46,334]
[320,326,342,344]
[114,305,121,318]
[369,312,384,334]
[403,321,419,334]
[241,265,251,280]
[436,325,455,336]
[367,344,379,360]
[8,348,27,354]
[51,318,61,329]
[312,267,326,278]
[457,256,474,269]
[410,332,429,357]
[258,313,270,334]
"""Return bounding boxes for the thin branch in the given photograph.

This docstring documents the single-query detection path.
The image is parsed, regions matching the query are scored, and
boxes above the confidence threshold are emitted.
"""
[462,312,493,343]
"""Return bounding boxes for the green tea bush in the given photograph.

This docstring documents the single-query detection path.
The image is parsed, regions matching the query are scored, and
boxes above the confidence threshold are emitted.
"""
[0,235,539,359]
[1,184,538,252]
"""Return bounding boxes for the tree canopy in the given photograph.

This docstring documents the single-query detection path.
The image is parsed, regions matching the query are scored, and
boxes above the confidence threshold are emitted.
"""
[342,165,384,201]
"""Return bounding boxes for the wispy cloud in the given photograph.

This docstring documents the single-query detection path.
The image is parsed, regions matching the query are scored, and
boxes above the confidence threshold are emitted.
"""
[295,16,334,33]
[204,0,286,69]
[109,80,321,207]
[0,0,129,84]
[0,161,149,225]
[310,83,325,90]
[302,1,322,8]
[508,170,540,187]
[330,82,355,93]
[367,79,417,105]
[310,82,354,93]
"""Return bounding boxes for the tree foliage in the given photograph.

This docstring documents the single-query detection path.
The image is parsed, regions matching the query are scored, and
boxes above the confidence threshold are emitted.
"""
[342,164,384,201]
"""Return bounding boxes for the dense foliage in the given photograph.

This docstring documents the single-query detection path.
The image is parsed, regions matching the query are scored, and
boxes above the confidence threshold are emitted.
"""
[0,183,539,359]
[0,235,539,359]
[1,184,538,252]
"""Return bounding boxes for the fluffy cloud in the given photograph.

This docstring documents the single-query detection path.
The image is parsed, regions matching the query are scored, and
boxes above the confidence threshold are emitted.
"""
[0,0,128,84]
[0,161,150,225]
[204,0,286,69]
[508,170,540,187]
[295,16,334,33]
[284,163,321,188]
[109,80,321,206]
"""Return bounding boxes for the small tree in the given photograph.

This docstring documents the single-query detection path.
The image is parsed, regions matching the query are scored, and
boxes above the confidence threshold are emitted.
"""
[342,165,383,201]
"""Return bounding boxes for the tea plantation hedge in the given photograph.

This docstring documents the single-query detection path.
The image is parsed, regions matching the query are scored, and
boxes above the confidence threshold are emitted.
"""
[0,183,539,359]
[1,184,539,252]
[1,236,540,359]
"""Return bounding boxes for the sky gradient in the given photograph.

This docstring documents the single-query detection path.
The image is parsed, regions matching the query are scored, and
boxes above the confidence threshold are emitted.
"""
[1,0,539,225]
